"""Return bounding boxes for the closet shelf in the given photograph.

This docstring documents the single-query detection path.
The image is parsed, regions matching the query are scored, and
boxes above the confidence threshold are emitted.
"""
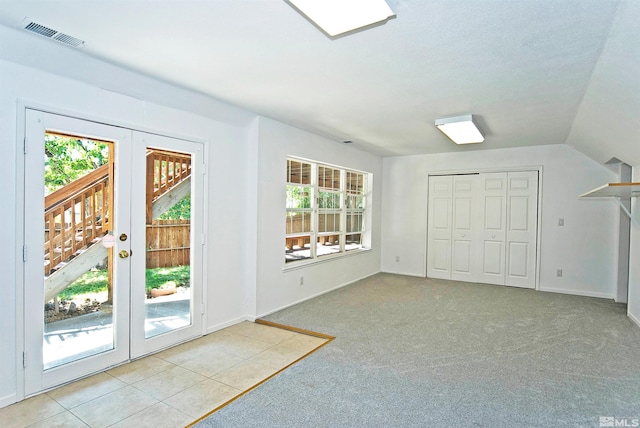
[579,182,640,198]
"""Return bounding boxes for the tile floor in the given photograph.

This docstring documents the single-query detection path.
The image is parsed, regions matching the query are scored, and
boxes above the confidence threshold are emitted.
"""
[1,321,331,428]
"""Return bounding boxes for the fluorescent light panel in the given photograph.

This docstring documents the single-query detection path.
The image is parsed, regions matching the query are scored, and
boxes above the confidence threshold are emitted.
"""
[435,115,484,144]
[288,0,395,37]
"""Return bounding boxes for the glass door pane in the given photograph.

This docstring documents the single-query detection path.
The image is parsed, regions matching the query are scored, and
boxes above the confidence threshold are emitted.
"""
[43,133,115,369]
[130,131,203,359]
[144,148,192,339]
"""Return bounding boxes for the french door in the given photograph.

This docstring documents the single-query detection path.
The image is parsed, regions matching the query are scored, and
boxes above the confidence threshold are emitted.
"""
[23,110,204,395]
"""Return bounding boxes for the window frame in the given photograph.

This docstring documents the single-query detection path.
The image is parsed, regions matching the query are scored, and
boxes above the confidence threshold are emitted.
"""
[285,157,370,267]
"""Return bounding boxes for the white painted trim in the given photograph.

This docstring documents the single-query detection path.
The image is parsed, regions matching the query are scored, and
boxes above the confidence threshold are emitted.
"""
[256,271,379,319]
[15,100,27,406]
[539,287,615,300]
[0,393,17,410]
[628,310,640,329]
[15,98,208,146]
[380,270,426,278]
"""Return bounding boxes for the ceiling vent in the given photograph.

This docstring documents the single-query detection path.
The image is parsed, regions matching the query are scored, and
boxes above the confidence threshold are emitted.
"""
[24,19,85,48]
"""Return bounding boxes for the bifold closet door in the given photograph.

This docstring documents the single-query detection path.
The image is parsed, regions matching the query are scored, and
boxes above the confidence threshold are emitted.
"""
[476,173,508,285]
[427,171,538,289]
[426,176,453,279]
[505,171,538,288]
[451,175,479,282]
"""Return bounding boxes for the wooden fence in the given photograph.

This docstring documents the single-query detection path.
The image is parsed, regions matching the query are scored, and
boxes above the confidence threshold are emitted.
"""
[146,219,190,268]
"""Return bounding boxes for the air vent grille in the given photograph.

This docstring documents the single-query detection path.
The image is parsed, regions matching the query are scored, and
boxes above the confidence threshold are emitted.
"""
[52,33,84,47]
[24,19,85,48]
[24,22,57,38]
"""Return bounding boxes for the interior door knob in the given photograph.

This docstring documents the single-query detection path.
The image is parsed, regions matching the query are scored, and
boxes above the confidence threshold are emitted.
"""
[119,250,130,259]
[492,234,496,238]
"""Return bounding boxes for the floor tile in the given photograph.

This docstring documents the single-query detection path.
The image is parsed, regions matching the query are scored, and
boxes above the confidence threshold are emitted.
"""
[250,342,308,369]
[69,385,157,428]
[281,333,329,353]
[0,394,65,427]
[215,334,274,359]
[163,379,241,419]
[27,410,88,428]
[46,372,126,409]
[212,360,278,391]
[238,323,298,344]
[133,366,207,401]
[179,348,244,378]
[107,356,175,384]
[153,338,215,365]
[109,402,192,428]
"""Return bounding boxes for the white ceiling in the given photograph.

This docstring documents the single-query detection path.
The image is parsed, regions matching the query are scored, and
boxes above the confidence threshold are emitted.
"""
[0,0,637,162]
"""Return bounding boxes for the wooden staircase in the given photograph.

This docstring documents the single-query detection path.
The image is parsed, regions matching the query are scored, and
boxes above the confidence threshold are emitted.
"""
[44,149,191,302]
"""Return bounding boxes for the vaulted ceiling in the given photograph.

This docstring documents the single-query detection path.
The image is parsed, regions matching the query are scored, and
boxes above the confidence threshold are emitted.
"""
[0,0,638,165]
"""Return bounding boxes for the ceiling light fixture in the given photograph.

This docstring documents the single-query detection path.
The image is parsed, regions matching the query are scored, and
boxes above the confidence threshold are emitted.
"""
[287,0,395,38]
[435,115,484,144]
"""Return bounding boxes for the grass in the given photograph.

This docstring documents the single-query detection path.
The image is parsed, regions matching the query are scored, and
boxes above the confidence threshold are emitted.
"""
[58,265,190,300]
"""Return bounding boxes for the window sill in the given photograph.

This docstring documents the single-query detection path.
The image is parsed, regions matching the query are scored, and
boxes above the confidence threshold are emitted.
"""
[282,247,371,272]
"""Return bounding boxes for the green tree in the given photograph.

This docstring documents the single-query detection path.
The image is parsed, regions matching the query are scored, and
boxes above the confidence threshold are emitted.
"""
[44,135,109,194]
[158,196,191,220]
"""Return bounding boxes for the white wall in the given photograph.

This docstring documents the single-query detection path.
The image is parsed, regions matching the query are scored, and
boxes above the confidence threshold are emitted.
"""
[254,117,382,317]
[381,144,619,299]
[0,25,385,407]
[628,167,640,327]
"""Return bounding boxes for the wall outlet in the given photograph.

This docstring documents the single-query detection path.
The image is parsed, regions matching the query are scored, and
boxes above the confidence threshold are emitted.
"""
[556,269,563,277]
[299,276,304,286]
[395,256,400,262]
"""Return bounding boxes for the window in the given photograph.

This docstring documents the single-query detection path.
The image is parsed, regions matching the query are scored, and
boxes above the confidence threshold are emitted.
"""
[285,158,369,264]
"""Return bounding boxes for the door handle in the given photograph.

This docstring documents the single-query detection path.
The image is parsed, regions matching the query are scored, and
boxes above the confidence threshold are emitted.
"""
[119,233,128,242]
[119,250,130,259]
[492,234,496,238]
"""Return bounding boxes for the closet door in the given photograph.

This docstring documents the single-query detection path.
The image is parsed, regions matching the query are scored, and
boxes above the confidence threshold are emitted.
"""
[476,173,507,285]
[505,171,538,288]
[427,176,453,279]
[451,175,479,282]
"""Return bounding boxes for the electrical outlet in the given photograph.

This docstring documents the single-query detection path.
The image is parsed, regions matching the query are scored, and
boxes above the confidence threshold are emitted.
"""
[299,276,304,286]
[395,256,400,262]
[556,269,563,277]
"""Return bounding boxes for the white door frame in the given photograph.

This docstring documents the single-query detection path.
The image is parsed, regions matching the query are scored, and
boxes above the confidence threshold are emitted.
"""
[426,166,543,291]
[15,102,208,401]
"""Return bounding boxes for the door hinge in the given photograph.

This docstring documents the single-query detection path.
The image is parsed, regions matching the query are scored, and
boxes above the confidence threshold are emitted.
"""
[201,234,206,245]
[23,137,28,154]
[23,351,27,368]
[202,163,207,175]
[23,245,27,262]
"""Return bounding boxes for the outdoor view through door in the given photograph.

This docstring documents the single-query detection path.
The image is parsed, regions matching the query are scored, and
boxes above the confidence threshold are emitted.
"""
[43,133,114,369]
[42,136,194,367]
[143,148,192,339]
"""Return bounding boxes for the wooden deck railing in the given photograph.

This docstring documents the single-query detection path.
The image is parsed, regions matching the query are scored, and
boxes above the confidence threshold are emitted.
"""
[44,166,110,275]
[146,149,191,224]
[44,149,192,276]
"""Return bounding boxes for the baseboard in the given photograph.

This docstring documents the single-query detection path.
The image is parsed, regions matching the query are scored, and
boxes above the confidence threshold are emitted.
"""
[0,393,17,410]
[205,315,251,335]
[256,271,379,319]
[380,269,426,278]
[628,310,640,329]
[538,286,615,300]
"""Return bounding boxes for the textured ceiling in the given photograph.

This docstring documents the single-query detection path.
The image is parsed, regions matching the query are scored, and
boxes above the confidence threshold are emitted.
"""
[0,0,634,161]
